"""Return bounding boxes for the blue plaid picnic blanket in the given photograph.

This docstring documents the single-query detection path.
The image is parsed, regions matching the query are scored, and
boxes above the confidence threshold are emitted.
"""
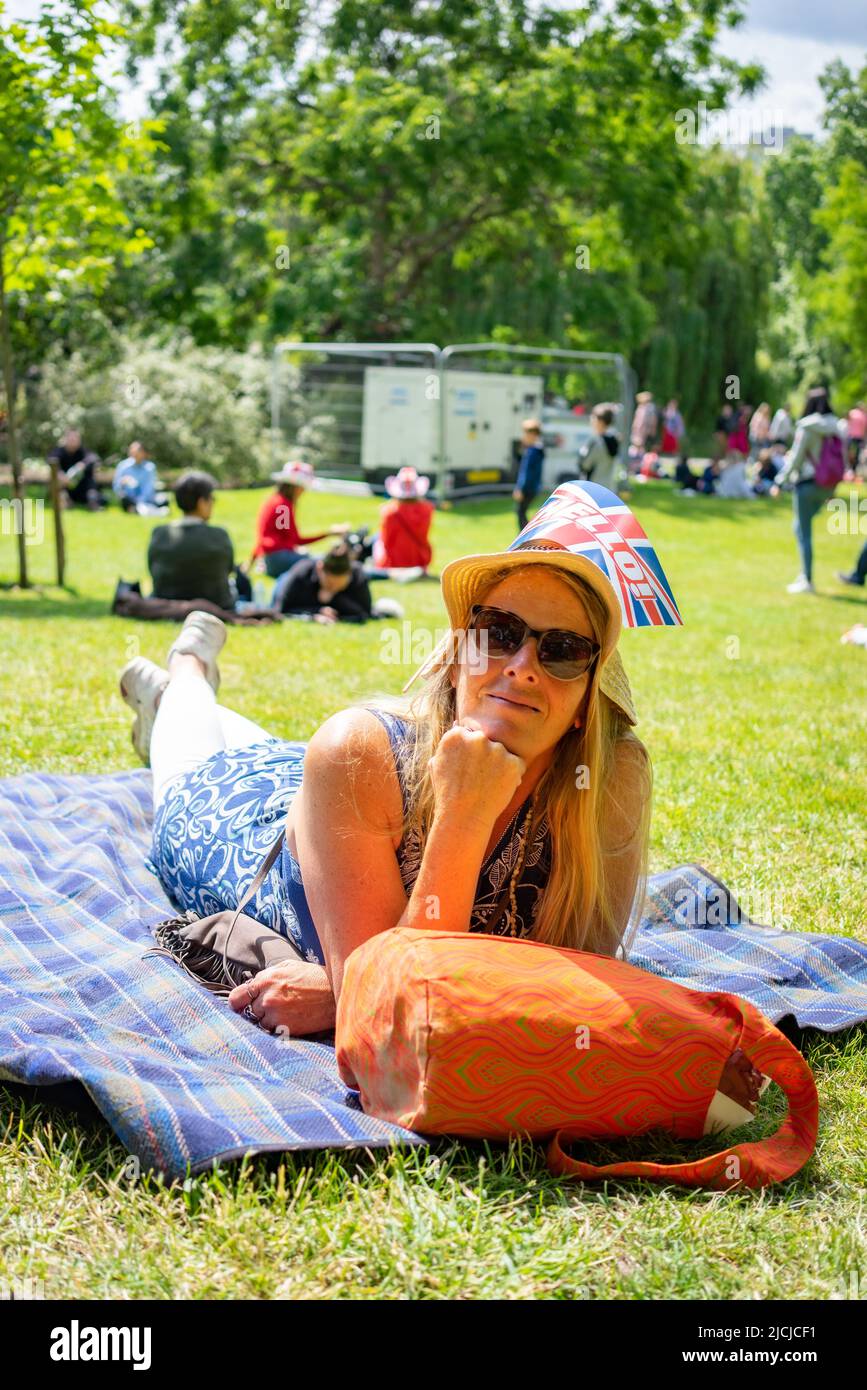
[1,768,865,1179]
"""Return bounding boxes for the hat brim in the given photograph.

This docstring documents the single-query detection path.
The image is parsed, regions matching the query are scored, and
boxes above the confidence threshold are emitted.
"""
[385,476,431,499]
[271,471,313,488]
[401,548,637,725]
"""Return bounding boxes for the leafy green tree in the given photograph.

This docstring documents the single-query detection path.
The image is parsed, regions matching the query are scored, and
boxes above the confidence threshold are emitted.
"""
[0,0,154,586]
[811,160,867,403]
[116,0,760,358]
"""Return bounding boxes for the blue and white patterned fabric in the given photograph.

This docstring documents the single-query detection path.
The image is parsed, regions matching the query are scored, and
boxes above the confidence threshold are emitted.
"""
[0,766,426,1178]
[1,754,865,1178]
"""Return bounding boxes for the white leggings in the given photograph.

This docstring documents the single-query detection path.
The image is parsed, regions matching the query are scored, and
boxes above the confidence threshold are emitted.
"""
[151,671,273,807]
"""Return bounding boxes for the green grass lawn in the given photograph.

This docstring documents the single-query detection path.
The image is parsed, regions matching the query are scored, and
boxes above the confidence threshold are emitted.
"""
[1,482,865,1299]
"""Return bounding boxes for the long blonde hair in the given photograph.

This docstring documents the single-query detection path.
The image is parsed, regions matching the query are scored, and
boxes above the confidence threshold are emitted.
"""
[352,564,652,957]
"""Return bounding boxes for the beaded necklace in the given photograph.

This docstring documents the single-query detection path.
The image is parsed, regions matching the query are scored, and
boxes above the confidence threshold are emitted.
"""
[498,789,542,938]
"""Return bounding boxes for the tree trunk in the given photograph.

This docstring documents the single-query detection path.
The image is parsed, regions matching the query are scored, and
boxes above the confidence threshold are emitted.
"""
[48,456,65,586]
[0,235,28,588]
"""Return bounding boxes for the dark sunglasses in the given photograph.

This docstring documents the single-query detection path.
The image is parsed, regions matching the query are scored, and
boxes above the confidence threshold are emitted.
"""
[467,605,600,681]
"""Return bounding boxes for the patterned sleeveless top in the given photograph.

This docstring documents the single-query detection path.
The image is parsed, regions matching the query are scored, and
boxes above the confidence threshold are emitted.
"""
[368,708,553,938]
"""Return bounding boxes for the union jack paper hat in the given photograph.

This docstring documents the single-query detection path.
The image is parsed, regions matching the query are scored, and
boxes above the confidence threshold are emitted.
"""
[402,481,682,724]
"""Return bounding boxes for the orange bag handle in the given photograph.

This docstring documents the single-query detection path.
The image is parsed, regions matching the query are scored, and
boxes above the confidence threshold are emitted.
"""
[546,1002,819,1190]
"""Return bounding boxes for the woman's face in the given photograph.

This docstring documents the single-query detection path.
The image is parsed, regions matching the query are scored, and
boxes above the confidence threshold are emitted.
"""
[449,567,597,765]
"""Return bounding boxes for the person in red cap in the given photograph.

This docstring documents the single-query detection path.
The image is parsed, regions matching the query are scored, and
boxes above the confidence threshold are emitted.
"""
[245,459,350,580]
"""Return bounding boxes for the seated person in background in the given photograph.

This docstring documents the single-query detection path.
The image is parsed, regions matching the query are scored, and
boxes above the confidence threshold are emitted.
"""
[695,460,719,495]
[272,541,372,624]
[148,471,236,610]
[368,466,434,573]
[577,405,620,491]
[113,441,168,515]
[674,455,696,491]
[752,447,782,495]
[49,428,106,510]
[247,459,350,579]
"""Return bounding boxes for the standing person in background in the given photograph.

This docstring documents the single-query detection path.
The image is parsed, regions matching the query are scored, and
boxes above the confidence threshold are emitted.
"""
[113,441,168,515]
[369,466,434,573]
[49,428,106,510]
[749,403,772,459]
[512,418,545,532]
[577,405,620,491]
[246,460,350,580]
[713,402,734,462]
[770,386,847,595]
[846,402,867,475]
[769,403,794,449]
[660,399,685,456]
[727,404,751,461]
[630,392,658,455]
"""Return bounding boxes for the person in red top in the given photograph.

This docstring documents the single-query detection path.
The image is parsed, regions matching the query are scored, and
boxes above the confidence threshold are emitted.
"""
[369,467,434,575]
[246,460,350,579]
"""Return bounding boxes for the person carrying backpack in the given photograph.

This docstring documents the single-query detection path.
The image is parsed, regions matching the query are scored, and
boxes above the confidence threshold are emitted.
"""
[770,386,846,594]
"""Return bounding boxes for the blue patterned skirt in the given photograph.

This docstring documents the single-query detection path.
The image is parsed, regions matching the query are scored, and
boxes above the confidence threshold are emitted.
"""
[147,739,325,963]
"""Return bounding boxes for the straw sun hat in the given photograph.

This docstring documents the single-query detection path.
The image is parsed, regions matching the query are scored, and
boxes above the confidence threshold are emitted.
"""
[402,481,683,725]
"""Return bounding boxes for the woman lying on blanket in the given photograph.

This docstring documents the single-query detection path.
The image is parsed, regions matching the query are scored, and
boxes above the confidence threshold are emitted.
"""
[119,481,764,1117]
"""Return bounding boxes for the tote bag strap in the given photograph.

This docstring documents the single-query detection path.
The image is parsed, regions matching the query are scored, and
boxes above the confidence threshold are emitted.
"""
[546,1004,819,1190]
[221,832,293,982]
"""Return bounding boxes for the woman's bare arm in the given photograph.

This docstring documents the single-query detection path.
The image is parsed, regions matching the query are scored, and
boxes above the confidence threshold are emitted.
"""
[294,710,494,1004]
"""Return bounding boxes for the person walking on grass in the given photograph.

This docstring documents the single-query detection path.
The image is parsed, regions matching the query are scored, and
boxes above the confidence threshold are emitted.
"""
[770,386,847,595]
[837,539,867,590]
[512,418,545,531]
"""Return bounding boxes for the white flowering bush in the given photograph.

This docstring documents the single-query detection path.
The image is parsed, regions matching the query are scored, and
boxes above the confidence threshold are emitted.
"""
[23,335,279,484]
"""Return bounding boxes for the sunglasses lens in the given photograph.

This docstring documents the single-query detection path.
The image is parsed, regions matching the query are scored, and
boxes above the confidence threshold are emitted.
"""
[473,609,523,655]
[538,631,596,679]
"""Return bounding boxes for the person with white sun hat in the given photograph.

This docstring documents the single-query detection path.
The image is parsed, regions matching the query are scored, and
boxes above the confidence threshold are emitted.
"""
[119,480,681,1036]
[245,459,352,580]
[359,465,435,581]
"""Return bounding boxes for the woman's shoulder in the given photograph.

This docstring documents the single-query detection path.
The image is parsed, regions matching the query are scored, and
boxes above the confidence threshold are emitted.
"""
[306,704,414,775]
[304,706,408,836]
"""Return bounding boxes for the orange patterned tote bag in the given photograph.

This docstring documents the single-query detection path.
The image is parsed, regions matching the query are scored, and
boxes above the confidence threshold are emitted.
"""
[335,928,819,1190]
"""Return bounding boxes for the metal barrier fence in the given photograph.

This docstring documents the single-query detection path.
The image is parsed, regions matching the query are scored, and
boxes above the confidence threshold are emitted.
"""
[272,341,633,501]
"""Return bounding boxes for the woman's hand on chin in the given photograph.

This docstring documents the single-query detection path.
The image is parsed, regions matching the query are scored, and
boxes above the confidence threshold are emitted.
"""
[228,959,336,1037]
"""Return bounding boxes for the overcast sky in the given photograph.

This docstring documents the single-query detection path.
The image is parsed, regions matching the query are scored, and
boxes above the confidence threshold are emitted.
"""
[6,0,867,135]
[717,0,867,133]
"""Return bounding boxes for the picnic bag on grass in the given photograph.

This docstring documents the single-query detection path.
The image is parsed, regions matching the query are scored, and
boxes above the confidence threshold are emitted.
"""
[335,928,819,1190]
